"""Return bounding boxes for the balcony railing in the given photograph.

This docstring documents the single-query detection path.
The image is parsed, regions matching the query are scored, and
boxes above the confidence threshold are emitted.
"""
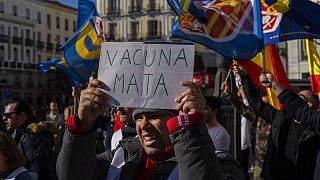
[107,8,120,15]
[25,39,34,47]
[128,34,142,41]
[46,42,54,51]
[129,6,142,13]
[12,36,22,45]
[146,33,162,40]
[107,34,121,41]
[36,41,45,49]
[147,4,160,12]
[0,34,9,43]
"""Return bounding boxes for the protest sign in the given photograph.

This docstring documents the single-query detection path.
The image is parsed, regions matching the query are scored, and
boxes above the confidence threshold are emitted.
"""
[98,42,195,109]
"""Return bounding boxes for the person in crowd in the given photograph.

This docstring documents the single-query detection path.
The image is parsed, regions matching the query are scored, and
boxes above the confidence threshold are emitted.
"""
[3,100,57,180]
[0,131,33,179]
[258,70,320,179]
[103,108,116,151]
[46,101,64,128]
[204,96,231,154]
[56,79,231,180]
[223,63,320,180]
[110,107,137,151]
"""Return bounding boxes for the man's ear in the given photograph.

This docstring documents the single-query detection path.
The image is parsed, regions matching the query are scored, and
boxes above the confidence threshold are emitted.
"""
[19,112,28,122]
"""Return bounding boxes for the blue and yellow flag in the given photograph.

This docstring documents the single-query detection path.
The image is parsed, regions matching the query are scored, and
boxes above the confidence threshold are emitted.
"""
[39,0,103,86]
[38,58,81,86]
[167,0,264,60]
[262,0,320,45]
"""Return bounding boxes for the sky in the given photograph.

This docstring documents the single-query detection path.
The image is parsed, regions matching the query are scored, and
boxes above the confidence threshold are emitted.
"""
[57,0,79,9]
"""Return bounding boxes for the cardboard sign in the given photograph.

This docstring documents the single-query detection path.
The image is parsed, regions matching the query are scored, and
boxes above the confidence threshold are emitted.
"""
[98,42,195,109]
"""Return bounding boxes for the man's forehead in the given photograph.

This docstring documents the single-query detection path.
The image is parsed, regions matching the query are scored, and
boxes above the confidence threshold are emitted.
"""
[5,103,17,112]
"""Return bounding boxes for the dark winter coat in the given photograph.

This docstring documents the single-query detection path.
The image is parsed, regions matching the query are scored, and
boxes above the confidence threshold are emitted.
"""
[242,75,320,180]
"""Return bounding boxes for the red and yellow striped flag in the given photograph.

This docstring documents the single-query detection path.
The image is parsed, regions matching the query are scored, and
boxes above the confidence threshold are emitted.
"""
[239,44,290,109]
[306,39,320,107]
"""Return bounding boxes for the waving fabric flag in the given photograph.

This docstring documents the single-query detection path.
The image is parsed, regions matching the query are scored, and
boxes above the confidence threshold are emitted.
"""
[167,0,264,60]
[239,45,290,109]
[39,0,103,86]
[306,39,320,108]
[262,0,320,45]
[39,58,81,86]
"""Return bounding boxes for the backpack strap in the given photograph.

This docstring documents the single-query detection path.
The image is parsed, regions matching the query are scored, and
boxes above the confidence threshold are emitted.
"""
[5,167,28,179]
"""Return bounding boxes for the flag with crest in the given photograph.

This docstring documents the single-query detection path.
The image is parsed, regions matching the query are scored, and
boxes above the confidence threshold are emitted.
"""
[262,0,320,45]
[167,0,264,60]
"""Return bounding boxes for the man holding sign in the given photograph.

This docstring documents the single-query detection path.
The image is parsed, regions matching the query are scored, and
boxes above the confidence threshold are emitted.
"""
[56,79,226,180]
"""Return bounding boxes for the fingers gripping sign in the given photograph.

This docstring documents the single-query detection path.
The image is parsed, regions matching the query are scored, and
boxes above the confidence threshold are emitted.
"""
[175,81,205,114]
[78,79,109,132]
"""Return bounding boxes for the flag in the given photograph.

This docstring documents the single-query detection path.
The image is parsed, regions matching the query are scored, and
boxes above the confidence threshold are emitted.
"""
[239,45,290,109]
[262,0,320,45]
[167,0,264,60]
[306,39,320,107]
[39,58,81,86]
[39,0,103,86]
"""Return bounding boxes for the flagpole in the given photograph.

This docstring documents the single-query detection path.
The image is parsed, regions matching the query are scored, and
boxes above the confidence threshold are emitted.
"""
[72,86,79,116]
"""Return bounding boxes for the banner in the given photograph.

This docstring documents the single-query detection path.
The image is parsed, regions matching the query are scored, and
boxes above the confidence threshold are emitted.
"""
[98,42,195,109]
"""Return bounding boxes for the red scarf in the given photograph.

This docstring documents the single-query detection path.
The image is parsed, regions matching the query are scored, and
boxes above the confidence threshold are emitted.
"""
[135,146,174,180]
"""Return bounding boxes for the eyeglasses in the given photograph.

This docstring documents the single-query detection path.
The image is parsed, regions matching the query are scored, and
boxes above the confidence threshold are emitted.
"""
[3,112,17,118]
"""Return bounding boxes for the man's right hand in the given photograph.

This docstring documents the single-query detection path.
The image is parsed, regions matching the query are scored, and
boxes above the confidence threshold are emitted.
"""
[78,79,109,133]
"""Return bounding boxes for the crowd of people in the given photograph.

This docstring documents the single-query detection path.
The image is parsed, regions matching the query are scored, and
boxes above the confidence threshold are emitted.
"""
[0,61,319,180]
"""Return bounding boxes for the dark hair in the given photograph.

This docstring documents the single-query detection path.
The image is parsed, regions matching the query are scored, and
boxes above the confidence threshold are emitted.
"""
[0,132,26,169]
[9,100,36,123]
[205,96,221,111]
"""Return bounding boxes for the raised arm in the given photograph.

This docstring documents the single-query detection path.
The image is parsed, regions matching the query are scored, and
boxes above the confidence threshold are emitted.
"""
[56,79,111,180]
[167,81,225,180]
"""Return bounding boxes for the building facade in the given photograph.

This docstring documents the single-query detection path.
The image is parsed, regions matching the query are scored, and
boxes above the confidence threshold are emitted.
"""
[0,0,77,109]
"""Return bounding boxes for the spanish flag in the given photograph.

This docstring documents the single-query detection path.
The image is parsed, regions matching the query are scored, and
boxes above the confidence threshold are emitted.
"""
[306,39,320,107]
[239,45,290,109]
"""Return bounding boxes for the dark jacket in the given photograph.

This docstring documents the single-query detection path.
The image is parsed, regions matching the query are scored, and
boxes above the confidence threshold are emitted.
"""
[16,121,57,180]
[278,89,320,179]
[242,75,320,180]
[57,114,227,180]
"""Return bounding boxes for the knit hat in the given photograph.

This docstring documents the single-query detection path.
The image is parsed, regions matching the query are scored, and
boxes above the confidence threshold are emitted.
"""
[132,108,178,122]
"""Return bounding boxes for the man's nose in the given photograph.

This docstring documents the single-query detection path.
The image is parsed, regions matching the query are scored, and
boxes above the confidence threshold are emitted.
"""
[140,116,151,130]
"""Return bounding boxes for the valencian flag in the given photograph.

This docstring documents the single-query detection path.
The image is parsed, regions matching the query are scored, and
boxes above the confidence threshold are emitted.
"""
[167,0,264,60]
[306,39,320,107]
[39,0,103,86]
[262,0,320,45]
[239,45,290,109]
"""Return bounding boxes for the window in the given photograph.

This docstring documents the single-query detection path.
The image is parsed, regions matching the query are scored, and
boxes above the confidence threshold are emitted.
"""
[26,29,30,39]
[37,32,41,41]
[300,40,308,61]
[37,12,41,24]
[13,27,19,37]
[0,25,5,34]
[73,21,76,32]
[47,14,51,29]
[0,46,5,61]
[109,23,117,39]
[65,37,68,42]
[302,73,310,79]
[47,34,51,43]
[26,49,30,63]
[13,5,17,16]
[56,35,60,45]
[131,22,139,39]
[37,54,41,63]
[13,48,18,62]
[26,8,30,19]
[65,19,69,31]
[130,0,142,12]
[56,17,60,29]
[0,2,4,13]
[148,20,158,37]
[109,0,118,12]
[149,0,156,11]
